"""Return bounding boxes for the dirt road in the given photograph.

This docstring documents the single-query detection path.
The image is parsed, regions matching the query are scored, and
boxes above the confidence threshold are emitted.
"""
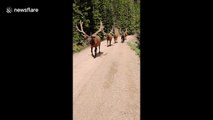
[73,35,140,120]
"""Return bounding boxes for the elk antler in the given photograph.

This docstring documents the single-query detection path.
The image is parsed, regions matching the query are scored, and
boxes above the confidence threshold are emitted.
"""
[76,20,89,38]
[118,27,122,34]
[112,25,115,31]
[109,28,113,34]
[92,20,104,36]
[102,30,106,35]
[102,27,107,36]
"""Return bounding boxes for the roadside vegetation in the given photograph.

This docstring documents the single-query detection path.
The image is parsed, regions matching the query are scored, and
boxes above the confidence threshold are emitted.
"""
[128,41,140,57]
[73,0,140,53]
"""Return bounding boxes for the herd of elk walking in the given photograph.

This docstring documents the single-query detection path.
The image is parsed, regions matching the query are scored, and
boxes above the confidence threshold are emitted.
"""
[76,20,128,58]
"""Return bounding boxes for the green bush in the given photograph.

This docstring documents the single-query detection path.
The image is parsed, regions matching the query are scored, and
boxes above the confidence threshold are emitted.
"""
[128,41,140,57]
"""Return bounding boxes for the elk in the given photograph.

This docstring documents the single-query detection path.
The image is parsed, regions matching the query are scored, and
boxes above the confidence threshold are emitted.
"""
[102,28,113,47]
[76,20,104,58]
[113,28,119,43]
[120,28,128,43]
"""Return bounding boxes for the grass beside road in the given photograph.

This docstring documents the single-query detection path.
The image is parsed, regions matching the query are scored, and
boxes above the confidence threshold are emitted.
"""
[127,41,140,57]
[73,43,88,53]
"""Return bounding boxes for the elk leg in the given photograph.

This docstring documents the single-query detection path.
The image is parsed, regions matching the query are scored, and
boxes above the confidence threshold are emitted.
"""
[94,47,97,57]
[91,47,93,56]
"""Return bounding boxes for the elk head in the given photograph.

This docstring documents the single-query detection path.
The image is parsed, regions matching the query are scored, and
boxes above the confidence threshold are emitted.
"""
[119,27,128,36]
[119,27,123,36]
[76,20,104,43]
[109,28,114,36]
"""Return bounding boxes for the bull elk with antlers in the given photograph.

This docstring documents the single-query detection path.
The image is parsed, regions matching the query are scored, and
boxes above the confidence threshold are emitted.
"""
[102,28,113,47]
[113,28,119,43]
[76,20,104,58]
[120,28,128,43]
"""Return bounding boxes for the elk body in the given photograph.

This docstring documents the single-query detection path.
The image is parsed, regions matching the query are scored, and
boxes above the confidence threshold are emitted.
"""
[102,28,113,47]
[76,20,104,58]
[113,30,119,43]
[107,33,113,46]
[120,28,128,43]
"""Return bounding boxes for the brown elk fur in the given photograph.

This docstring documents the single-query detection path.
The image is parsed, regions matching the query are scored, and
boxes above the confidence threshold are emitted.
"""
[90,36,101,48]
[90,35,101,57]
[110,27,119,43]
[113,34,118,43]
[121,33,125,43]
[106,33,113,46]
